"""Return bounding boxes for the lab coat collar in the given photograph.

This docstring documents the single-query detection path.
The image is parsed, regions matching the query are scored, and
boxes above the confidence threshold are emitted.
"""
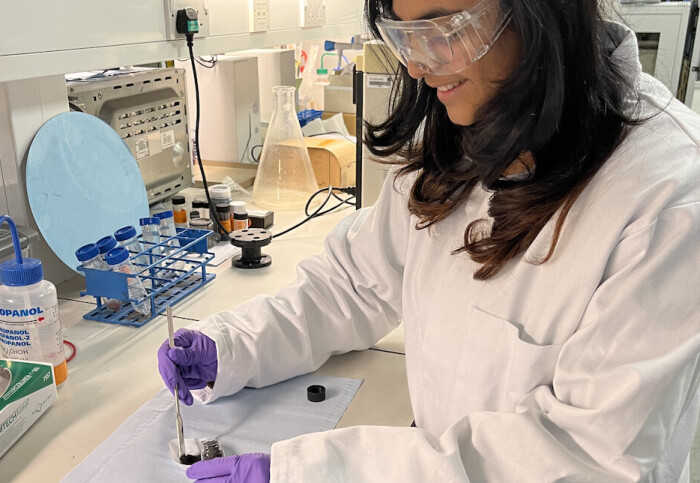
[606,21,643,79]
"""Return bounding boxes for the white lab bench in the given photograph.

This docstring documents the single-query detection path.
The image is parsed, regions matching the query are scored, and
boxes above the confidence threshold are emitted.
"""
[0,206,412,483]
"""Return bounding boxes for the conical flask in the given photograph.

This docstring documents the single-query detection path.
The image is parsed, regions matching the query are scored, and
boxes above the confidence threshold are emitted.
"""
[253,86,318,210]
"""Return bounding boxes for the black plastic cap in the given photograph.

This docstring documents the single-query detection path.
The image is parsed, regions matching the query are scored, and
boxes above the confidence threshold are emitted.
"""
[307,385,326,403]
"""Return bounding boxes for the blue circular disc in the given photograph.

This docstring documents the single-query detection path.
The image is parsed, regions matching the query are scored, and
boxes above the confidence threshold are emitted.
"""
[26,112,149,273]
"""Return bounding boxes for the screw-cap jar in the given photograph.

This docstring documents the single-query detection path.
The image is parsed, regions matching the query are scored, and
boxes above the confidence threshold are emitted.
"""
[140,217,160,226]
[209,185,232,203]
[97,236,118,254]
[215,203,231,214]
[104,246,130,265]
[114,226,138,242]
[153,210,174,220]
[190,218,213,229]
[76,243,100,262]
[231,201,247,215]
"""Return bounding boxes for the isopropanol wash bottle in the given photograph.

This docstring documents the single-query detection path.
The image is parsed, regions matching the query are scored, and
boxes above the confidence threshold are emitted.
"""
[0,215,67,386]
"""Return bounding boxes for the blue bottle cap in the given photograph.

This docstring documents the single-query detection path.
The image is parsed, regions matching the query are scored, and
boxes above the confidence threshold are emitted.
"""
[140,217,160,226]
[0,215,43,286]
[76,243,99,262]
[114,226,137,242]
[153,210,174,220]
[0,258,43,286]
[97,236,118,254]
[104,246,129,266]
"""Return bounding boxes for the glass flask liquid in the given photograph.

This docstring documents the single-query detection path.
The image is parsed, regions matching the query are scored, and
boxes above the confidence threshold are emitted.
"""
[253,86,318,210]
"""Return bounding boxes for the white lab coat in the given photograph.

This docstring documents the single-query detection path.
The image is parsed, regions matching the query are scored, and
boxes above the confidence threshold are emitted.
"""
[187,24,700,482]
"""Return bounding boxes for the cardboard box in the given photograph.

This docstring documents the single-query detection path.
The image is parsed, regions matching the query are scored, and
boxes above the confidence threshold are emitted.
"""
[304,137,356,188]
[0,359,57,458]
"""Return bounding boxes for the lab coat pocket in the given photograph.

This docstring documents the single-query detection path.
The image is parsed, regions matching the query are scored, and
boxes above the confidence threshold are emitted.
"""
[449,306,563,418]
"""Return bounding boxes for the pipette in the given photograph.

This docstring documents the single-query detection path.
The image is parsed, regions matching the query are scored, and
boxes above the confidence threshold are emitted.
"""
[167,306,185,461]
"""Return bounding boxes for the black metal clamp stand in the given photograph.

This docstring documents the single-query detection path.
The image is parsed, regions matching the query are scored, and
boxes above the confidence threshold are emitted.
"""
[229,228,272,269]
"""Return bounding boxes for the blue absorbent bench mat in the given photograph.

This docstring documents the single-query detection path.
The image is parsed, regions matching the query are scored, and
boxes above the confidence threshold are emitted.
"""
[62,374,362,482]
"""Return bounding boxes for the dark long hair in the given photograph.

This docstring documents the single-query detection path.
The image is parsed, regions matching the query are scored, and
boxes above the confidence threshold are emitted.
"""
[364,0,642,279]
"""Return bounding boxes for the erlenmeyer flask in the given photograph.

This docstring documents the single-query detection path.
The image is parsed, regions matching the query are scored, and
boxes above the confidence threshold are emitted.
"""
[253,86,319,210]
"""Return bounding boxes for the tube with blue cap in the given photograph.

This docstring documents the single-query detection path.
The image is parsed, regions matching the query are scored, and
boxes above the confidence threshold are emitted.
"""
[115,226,146,266]
[104,246,151,316]
[76,243,122,312]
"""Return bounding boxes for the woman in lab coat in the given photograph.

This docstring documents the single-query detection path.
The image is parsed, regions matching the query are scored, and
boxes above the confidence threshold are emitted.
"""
[158,0,700,481]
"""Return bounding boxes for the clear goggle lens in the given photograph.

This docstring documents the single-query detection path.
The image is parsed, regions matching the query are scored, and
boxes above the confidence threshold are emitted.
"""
[376,1,511,75]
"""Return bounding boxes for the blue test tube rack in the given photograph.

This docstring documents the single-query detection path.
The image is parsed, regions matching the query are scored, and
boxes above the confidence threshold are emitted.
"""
[78,229,216,327]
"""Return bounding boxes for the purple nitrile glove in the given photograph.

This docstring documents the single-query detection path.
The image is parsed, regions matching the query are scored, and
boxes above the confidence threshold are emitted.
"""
[157,329,218,406]
[186,453,271,483]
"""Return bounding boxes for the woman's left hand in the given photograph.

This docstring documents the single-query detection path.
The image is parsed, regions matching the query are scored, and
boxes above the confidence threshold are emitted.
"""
[186,453,271,483]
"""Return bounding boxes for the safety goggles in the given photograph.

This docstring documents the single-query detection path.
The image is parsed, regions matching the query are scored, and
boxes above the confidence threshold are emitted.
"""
[375,0,512,75]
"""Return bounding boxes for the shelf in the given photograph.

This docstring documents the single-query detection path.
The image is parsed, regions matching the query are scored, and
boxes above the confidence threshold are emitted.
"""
[0,23,363,83]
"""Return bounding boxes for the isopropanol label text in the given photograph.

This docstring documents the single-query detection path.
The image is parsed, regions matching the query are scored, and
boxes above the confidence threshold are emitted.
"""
[0,305,53,361]
[0,328,31,346]
[0,307,44,317]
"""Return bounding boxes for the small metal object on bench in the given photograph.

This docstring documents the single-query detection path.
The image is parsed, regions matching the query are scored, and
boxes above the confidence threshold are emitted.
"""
[199,438,224,460]
[229,228,272,269]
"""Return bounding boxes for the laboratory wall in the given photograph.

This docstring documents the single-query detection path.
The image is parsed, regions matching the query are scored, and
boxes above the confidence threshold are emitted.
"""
[0,159,8,217]
[208,0,251,36]
[270,0,302,30]
[2,2,164,56]
[327,2,364,25]
[3,1,362,58]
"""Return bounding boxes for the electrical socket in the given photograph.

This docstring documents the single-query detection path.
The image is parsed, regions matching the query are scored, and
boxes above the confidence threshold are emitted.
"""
[300,0,326,28]
[164,0,210,40]
[249,0,271,32]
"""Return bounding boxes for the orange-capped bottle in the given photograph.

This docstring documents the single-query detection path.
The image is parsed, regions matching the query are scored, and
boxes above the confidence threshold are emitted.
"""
[172,195,188,229]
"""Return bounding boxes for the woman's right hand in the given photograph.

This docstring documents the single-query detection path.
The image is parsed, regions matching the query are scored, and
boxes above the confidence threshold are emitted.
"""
[157,329,218,405]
